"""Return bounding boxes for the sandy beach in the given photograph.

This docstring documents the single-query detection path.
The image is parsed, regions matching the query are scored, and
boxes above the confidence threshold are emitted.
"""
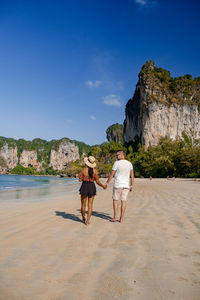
[0,178,200,300]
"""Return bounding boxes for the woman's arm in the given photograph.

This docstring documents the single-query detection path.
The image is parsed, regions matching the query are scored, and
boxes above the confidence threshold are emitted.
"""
[78,169,83,182]
[96,178,106,189]
[94,170,106,189]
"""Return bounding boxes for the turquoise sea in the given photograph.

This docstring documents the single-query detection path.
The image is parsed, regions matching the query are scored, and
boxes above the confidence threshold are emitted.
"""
[0,174,79,202]
[0,174,78,190]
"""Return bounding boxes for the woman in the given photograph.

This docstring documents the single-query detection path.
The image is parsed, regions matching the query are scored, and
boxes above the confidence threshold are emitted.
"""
[78,156,106,225]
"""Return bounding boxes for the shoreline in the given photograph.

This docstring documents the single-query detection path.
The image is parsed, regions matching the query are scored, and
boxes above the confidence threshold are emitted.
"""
[0,175,77,192]
[0,173,71,178]
[0,181,80,204]
[0,177,199,202]
[1,172,199,179]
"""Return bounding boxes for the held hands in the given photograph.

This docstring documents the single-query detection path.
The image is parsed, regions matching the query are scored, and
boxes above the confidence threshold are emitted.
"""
[129,186,133,192]
[103,182,108,190]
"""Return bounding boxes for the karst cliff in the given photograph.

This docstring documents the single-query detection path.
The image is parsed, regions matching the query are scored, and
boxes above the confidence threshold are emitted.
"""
[106,123,124,144]
[124,60,200,148]
[0,137,90,174]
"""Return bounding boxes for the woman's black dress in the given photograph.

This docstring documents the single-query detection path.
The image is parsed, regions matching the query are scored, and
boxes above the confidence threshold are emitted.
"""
[79,181,96,197]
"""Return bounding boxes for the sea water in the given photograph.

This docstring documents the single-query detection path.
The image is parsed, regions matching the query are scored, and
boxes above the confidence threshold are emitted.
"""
[0,174,79,202]
[0,174,78,190]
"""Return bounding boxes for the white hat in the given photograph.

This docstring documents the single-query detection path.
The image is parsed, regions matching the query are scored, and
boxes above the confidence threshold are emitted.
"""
[84,156,96,168]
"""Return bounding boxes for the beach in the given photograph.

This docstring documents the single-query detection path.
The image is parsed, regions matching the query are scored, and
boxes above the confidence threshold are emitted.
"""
[0,178,200,300]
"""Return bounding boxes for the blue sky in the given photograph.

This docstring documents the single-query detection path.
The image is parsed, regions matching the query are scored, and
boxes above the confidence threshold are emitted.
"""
[0,0,199,145]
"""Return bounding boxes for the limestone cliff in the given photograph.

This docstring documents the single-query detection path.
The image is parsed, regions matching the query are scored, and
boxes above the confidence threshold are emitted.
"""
[0,144,18,168]
[124,60,200,148]
[20,150,42,171]
[50,141,79,170]
[0,137,89,174]
[106,123,124,144]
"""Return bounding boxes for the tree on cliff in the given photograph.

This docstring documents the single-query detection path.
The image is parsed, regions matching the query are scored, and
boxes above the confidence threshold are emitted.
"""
[106,123,124,144]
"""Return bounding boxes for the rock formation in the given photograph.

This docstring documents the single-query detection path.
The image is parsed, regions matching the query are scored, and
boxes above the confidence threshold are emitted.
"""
[0,137,87,174]
[124,60,200,148]
[0,144,18,168]
[50,141,79,170]
[106,123,124,144]
[20,150,42,171]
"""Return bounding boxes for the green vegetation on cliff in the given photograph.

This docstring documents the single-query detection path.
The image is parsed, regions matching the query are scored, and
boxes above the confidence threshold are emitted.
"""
[140,60,200,106]
[0,136,90,175]
[0,136,17,149]
[106,123,124,144]
[0,155,7,168]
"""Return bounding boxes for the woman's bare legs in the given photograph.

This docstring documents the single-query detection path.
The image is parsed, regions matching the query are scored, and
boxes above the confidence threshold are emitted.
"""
[86,196,94,225]
[81,195,87,223]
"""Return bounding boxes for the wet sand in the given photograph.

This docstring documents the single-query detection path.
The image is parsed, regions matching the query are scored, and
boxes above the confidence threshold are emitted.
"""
[0,179,200,300]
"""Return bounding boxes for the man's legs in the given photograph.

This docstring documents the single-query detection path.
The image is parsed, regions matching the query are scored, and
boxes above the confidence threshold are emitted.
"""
[81,195,87,223]
[112,200,118,221]
[111,187,120,221]
[120,200,126,223]
[119,189,129,223]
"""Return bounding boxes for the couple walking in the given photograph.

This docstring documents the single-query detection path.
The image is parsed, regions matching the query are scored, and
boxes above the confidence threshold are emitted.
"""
[78,150,134,225]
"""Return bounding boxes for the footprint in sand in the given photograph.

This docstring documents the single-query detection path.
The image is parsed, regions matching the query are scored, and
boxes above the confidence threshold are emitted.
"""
[178,277,189,282]
[193,261,200,271]
[179,253,189,257]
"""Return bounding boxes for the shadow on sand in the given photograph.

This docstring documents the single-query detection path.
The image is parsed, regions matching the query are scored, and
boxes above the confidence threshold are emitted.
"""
[55,210,112,223]
[55,211,83,223]
[77,209,112,221]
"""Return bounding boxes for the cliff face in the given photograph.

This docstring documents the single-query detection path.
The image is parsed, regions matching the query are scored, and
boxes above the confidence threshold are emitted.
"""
[0,138,82,173]
[124,61,200,148]
[0,144,18,169]
[106,123,124,144]
[50,141,79,170]
[20,150,42,171]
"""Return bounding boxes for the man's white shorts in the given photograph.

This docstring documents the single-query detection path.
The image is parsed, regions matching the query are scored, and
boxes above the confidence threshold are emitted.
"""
[112,187,129,201]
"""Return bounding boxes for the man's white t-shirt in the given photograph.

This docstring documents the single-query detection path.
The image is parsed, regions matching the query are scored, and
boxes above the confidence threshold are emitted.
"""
[112,159,133,188]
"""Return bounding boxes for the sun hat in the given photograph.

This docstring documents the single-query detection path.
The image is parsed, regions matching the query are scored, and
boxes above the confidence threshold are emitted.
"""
[84,156,96,168]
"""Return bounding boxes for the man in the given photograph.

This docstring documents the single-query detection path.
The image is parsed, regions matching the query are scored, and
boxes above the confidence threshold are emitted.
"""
[105,150,134,223]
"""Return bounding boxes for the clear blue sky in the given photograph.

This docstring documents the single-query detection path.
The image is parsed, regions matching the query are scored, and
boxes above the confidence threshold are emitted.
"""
[0,0,199,145]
